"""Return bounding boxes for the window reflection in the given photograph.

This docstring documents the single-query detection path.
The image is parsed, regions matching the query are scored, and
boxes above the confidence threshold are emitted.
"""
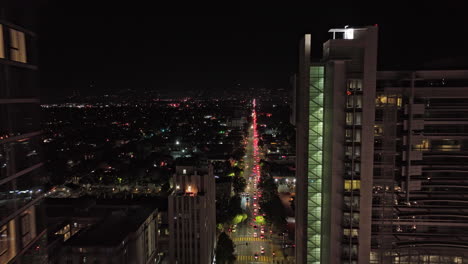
[9,28,27,63]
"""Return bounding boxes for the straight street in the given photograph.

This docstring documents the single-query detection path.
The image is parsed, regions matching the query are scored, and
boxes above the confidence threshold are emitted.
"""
[229,99,293,264]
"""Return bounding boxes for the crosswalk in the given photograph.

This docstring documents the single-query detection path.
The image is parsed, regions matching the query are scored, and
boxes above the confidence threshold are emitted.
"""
[232,236,265,242]
[236,255,272,262]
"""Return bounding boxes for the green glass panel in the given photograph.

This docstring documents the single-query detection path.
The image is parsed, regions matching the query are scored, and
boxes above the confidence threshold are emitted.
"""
[307,66,325,263]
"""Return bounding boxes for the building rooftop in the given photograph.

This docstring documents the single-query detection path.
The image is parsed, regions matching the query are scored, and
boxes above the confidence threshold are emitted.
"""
[46,196,168,218]
[65,207,155,247]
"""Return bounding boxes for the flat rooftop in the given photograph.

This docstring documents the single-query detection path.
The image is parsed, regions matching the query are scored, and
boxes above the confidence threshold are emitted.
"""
[65,207,155,247]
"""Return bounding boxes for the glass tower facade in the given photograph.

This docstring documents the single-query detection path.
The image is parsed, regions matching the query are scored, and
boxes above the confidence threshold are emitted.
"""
[307,66,325,263]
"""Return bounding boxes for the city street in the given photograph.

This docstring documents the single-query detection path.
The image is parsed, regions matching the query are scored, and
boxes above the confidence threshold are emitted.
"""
[230,100,293,263]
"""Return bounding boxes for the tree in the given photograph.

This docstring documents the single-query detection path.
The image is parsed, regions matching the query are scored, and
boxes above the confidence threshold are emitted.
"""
[261,195,287,229]
[217,195,243,225]
[215,232,236,264]
[232,213,248,225]
[232,175,247,194]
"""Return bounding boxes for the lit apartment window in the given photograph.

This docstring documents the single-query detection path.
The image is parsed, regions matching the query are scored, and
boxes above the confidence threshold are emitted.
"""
[0,25,4,58]
[0,225,8,256]
[355,95,362,108]
[376,95,387,106]
[354,163,360,173]
[354,146,361,157]
[345,146,353,157]
[9,28,27,63]
[346,112,362,125]
[376,95,403,107]
[354,112,362,125]
[346,113,353,125]
[343,228,359,237]
[374,125,383,136]
[353,130,361,142]
[414,139,430,151]
[345,129,353,142]
[344,180,360,191]
[347,79,362,91]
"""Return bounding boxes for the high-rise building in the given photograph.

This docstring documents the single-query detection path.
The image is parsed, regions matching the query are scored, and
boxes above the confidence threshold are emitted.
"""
[295,26,378,264]
[295,26,468,264]
[0,3,47,264]
[168,165,216,264]
[371,70,468,264]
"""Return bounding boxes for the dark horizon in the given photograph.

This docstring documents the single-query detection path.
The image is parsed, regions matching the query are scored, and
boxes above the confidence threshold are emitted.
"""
[33,3,468,102]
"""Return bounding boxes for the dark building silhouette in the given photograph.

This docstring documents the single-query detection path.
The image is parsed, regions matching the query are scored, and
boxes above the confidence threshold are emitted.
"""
[0,2,47,263]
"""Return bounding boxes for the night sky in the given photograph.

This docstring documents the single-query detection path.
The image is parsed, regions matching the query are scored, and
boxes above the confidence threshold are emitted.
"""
[33,2,468,101]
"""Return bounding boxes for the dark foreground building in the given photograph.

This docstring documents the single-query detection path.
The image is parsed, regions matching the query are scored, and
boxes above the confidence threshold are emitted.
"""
[295,26,468,264]
[45,197,166,264]
[0,3,47,264]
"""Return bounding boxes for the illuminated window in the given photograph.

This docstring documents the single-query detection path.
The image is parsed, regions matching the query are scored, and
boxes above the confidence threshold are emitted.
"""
[345,146,352,157]
[354,112,362,125]
[0,225,8,256]
[354,146,361,157]
[414,139,430,151]
[346,113,353,125]
[0,25,4,58]
[374,125,383,136]
[346,96,353,108]
[345,129,353,142]
[376,95,387,106]
[347,79,362,91]
[354,130,361,142]
[376,95,402,107]
[344,180,360,191]
[63,232,71,241]
[397,97,403,107]
[343,228,359,237]
[355,95,362,108]
[9,29,27,63]
[354,163,360,173]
